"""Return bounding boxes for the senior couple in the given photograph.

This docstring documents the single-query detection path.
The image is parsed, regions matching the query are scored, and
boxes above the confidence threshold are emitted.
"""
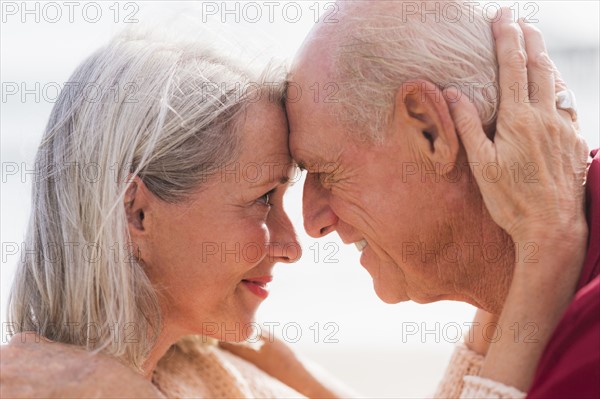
[2,1,598,398]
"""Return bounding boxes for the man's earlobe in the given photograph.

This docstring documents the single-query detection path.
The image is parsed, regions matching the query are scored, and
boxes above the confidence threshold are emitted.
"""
[393,79,459,165]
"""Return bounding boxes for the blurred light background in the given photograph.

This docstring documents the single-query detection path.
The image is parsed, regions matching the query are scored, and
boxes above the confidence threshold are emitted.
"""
[1,1,598,397]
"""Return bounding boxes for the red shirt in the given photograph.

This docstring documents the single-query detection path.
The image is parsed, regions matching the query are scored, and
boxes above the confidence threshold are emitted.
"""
[527,149,600,398]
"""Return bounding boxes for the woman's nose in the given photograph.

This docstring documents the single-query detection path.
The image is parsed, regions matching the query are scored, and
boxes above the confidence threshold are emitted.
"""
[268,210,302,263]
[302,173,338,238]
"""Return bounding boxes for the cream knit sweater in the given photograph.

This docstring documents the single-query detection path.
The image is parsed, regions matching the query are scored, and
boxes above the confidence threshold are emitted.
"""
[153,337,304,398]
[153,338,526,398]
[434,344,526,398]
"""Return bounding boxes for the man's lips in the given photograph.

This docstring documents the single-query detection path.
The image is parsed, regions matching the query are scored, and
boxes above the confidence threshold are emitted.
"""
[241,276,272,299]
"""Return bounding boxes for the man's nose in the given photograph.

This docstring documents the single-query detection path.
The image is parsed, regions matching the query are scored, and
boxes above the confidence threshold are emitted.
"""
[302,173,338,238]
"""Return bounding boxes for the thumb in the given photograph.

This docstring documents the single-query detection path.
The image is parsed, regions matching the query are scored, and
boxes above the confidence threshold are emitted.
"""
[442,88,495,166]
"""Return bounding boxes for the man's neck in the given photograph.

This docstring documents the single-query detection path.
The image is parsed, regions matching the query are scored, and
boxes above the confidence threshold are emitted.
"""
[459,210,515,314]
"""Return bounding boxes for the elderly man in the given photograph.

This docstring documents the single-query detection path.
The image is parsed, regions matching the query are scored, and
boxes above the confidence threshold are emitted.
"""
[286,1,598,397]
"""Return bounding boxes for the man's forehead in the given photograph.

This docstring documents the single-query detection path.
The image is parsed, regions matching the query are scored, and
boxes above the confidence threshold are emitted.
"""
[287,98,335,139]
[286,25,344,165]
[288,114,344,168]
[287,25,337,85]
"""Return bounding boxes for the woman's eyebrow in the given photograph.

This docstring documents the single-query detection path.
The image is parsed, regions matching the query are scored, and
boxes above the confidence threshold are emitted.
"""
[249,171,291,189]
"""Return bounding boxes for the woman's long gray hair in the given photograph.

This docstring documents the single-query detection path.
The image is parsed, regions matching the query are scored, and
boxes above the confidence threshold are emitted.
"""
[7,29,286,370]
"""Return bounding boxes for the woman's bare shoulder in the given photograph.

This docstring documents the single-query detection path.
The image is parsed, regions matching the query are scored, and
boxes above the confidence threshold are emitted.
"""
[0,333,164,398]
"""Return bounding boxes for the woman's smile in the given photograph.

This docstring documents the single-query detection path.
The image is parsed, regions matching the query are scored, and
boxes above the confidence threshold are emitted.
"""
[240,275,273,299]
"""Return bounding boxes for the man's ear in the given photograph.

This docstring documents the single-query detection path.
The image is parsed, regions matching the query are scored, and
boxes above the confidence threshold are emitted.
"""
[391,79,459,166]
[124,177,150,237]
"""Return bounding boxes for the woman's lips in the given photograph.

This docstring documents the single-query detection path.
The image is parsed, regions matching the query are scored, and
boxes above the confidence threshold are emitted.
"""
[241,276,272,299]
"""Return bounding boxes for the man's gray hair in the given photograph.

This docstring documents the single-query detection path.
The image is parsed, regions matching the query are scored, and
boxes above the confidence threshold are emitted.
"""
[334,0,499,141]
[7,28,286,370]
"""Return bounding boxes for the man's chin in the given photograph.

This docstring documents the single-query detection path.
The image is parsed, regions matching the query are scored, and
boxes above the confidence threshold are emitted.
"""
[372,281,410,304]
[372,280,451,305]
[363,263,411,303]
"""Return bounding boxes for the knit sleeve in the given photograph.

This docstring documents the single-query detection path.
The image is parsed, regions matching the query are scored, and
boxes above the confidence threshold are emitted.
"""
[433,344,484,398]
[460,376,526,398]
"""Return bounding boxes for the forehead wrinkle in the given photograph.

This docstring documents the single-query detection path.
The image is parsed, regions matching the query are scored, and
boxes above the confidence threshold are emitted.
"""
[300,131,347,173]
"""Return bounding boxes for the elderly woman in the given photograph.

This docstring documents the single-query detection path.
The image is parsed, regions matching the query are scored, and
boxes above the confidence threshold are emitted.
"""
[4,30,310,397]
[0,19,591,399]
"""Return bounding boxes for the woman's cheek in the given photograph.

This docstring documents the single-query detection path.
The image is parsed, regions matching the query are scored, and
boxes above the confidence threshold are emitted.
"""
[233,217,268,257]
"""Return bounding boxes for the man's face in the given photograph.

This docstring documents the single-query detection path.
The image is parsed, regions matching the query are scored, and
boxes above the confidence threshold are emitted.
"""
[287,74,477,304]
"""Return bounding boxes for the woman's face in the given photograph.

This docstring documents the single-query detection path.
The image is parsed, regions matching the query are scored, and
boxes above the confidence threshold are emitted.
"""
[133,100,300,342]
